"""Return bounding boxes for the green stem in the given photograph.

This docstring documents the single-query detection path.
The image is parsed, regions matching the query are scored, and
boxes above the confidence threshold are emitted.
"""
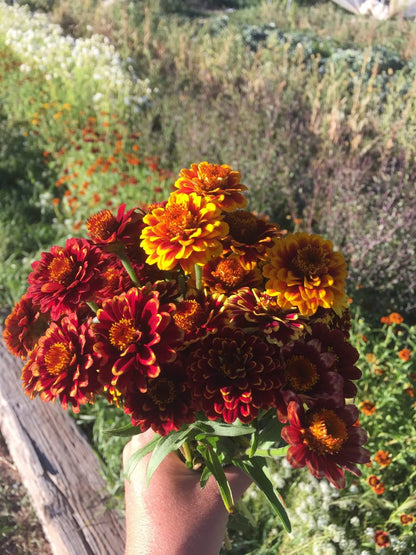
[246,446,289,458]
[119,252,140,286]
[181,441,193,468]
[194,264,203,292]
[87,300,99,313]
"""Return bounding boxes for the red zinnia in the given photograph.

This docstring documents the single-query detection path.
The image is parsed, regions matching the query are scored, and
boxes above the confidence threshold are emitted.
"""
[309,323,362,398]
[93,286,183,394]
[123,360,195,436]
[187,327,282,424]
[21,313,102,412]
[27,238,105,320]
[3,294,49,359]
[281,400,370,488]
[86,203,144,250]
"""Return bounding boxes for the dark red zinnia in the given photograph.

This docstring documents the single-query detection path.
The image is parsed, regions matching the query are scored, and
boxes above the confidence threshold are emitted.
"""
[123,360,195,436]
[276,338,344,421]
[93,286,183,394]
[309,323,362,398]
[21,313,102,412]
[281,400,370,488]
[86,203,145,250]
[3,294,49,359]
[27,237,105,320]
[201,255,263,295]
[187,326,283,424]
[374,530,390,548]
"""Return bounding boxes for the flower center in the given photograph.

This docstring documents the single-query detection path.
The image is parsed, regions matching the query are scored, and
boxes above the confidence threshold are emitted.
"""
[302,409,348,455]
[225,210,258,243]
[198,164,230,191]
[217,339,247,379]
[164,203,196,238]
[45,342,71,375]
[48,255,75,285]
[294,245,329,277]
[86,209,118,242]
[147,378,176,407]
[174,300,205,333]
[284,355,319,392]
[109,318,137,351]
[211,258,245,290]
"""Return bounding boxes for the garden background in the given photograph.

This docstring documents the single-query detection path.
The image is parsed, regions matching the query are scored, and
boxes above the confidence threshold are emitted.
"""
[0,0,415,553]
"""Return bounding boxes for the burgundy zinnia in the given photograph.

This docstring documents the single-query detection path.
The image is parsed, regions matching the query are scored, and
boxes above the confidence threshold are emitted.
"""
[187,327,282,424]
[3,294,49,359]
[27,237,105,320]
[21,313,102,412]
[93,286,183,394]
[123,360,195,436]
[281,400,370,488]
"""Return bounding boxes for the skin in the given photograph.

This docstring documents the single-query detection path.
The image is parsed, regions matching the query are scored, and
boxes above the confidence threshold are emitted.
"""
[123,429,252,555]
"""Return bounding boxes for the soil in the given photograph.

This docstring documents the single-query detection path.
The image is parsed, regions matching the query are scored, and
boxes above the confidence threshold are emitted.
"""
[0,433,52,554]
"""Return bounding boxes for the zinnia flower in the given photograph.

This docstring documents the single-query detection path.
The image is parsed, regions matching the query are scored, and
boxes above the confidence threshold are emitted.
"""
[3,294,49,359]
[187,327,282,424]
[263,233,348,316]
[123,360,195,436]
[93,287,182,394]
[281,400,370,488]
[222,210,281,269]
[309,323,362,399]
[27,238,105,320]
[174,161,247,212]
[140,192,228,273]
[373,530,390,548]
[86,204,143,245]
[276,338,344,421]
[225,287,303,346]
[21,313,102,412]
[201,254,263,294]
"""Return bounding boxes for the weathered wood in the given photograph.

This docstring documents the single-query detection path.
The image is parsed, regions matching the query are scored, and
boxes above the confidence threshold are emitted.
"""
[0,330,126,555]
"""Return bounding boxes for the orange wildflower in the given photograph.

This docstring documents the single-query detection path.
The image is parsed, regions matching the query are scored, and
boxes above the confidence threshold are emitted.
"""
[374,450,391,467]
[389,312,404,324]
[404,387,415,397]
[400,513,415,525]
[367,475,385,495]
[374,530,389,548]
[398,348,411,361]
[360,400,376,415]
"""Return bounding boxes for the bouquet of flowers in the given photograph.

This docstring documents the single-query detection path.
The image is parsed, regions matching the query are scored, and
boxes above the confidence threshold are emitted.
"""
[3,161,370,530]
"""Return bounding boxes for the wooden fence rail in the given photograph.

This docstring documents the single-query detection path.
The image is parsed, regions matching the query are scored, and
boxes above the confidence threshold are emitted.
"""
[0,330,126,555]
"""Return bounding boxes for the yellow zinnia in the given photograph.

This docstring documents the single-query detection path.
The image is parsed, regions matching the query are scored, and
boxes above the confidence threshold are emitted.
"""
[263,232,348,316]
[140,192,229,274]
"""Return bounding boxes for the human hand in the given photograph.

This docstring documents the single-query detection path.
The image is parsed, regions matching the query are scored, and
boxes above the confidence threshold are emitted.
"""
[123,429,252,555]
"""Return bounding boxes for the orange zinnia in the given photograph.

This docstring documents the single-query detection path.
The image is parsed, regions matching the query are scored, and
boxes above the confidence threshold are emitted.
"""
[174,161,247,212]
[263,233,348,316]
[140,192,228,274]
[360,400,376,415]
[374,450,391,467]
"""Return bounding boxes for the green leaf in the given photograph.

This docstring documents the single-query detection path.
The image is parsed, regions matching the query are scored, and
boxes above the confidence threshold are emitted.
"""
[199,443,235,513]
[250,446,289,458]
[146,428,194,484]
[104,423,141,437]
[124,434,161,480]
[199,466,212,489]
[192,420,255,437]
[233,457,291,532]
